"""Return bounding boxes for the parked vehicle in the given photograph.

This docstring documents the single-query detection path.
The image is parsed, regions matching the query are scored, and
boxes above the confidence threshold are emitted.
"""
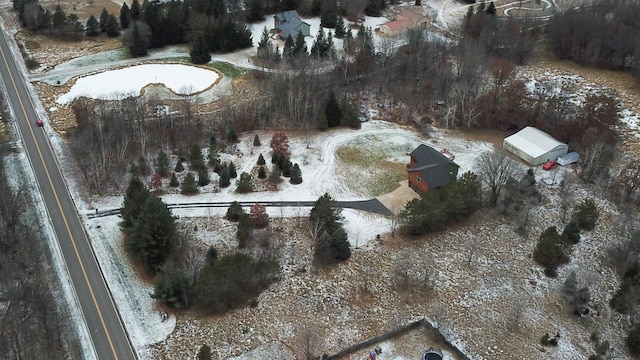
[542,161,557,170]
[557,151,580,166]
[36,119,43,126]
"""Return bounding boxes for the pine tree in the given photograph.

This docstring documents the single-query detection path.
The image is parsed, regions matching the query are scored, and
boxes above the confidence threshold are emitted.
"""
[257,153,266,166]
[151,260,190,309]
[226,201,245,221]
[236,172,254,193]
[294,30,308,57]
[343,28,353,53]
[258,166,267,179]
[208,143,220,167]
[236,213,253,247]
[99,7,109,32]
[52,5,66,34]
[282,34,295,59]
[181,173,198,194]
[228,161,237,179]
[128,196,177,276]
[486,1,496,15]
[320,0,338,28]
[310,27,325,58]
[190,33,211,64]
[156,150,169,177]
[120,2,131,29]
[120,177,151,232]
[169,173,180,187]
[253,134,261,146]
[415,0,421,5]
[174,161,184,173]
[128,22,147,57]
[290,163,302,184]
[188,144,205,171]
[85,15,100,37]
[106,14,121,37]
[130,0,141,21]
[334,16,346,38]
[282,160,292,177]
[325,91,342,127]
[246,0,264,22]
[257,26,274,60]
[310,193,344,235]
[65,14,85,39]
[219,167,231,188]
[197,345,212,360]
[197,168,210,186]
[227,128,238,143]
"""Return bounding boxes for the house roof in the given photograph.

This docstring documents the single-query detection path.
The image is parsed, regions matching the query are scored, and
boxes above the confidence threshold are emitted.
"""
[381,19,413,31]
[397,8,426,22]
[274,10,309,38]
[408,144,459,189]
[503,126,567,158]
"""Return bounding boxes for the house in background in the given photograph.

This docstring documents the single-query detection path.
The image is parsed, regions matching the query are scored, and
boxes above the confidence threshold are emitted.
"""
[407,144,459,194]
[380,8,430,36]
[503,126,568,165]
[273,10,311,40]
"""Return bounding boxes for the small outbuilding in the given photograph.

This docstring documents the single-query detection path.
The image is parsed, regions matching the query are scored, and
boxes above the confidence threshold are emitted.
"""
[503,126,568,165]
[557,151,580,166]
[273,10,311,40]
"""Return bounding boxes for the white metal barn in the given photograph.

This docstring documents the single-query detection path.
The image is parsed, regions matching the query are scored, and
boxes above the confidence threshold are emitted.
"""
[503,126,568,165]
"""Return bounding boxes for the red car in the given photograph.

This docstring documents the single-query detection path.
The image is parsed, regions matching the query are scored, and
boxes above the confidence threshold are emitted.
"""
[542,161,557,170]
[36,119,43,127]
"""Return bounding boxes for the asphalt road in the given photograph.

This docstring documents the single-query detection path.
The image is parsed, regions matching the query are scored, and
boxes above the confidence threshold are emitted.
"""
[0,30,136,359]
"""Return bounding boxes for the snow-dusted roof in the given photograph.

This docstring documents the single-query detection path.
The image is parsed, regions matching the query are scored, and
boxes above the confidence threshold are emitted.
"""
[504,126,566,158]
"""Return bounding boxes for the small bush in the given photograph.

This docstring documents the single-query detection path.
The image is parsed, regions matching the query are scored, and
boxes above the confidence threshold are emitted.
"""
[226,201,245,222]
[169,172,180,187]
[574,198,599,230]
[562,221,581,244]
[25,58,39,69]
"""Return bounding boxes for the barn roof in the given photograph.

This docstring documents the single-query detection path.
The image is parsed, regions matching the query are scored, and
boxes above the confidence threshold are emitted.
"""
[503,126,566,158]
[382,19,413,31]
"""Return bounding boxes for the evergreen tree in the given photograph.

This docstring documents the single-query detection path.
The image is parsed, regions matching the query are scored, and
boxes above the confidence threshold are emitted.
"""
[227,128,238,143]
[253,134,261,146]
[85,15,100,37]
[208,143,219,167]
[120,2,131,29]
[106,14,121,37]
[99,7,109,32]
[356,25,375,58]
[156,150,169,177]
[334,16,346,38]
[65,14,85,39]
[174,161,184,172]
[271,151,281,165]
[197,168,210,186]
[257,153,266,166]
[228,161,237,178]
[127,196,177,276]
[226,201,245,222]
[293,30,308,56]
[282,34,295,59]
[236,172,254,193]
[290,163,302,184]
[219,166,231,188]
[246,0,264,22]
[190,33,211,64]
[169,173,180,187]
[128,22,148,57]
[486,1,496,15]
[188,144,205,171]
[320,0,338,28]
[52,5,66,34]
[198,345,213,360]
[628,326,640,357]
[534,226,572,277]
[257,26,275,60]
[343,28,353,53]
[310,193,344,235]
[415,0,421,5]
[478,0,486,13]
[151,260,190,308]
[258,166,267,179]
[282,159,292,177]
[340,98,360,129]
[314,227,351,265]
[181,173,198,194]
[310,27,326,58]
[573,198,599,230]
[120,177,151,232]
[130,0,141,21]
[325,91,342,127]
[236,213,253,247]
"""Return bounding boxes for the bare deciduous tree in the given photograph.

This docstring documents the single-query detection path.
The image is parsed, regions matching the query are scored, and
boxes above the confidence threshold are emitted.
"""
[474,149,520,205]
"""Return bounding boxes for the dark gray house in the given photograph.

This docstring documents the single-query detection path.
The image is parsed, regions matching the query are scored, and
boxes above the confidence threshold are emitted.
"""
[407,144,459,194]
[273,10,311,40]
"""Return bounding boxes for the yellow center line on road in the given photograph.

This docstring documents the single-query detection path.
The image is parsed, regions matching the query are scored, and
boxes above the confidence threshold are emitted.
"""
[0,40,119,359]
